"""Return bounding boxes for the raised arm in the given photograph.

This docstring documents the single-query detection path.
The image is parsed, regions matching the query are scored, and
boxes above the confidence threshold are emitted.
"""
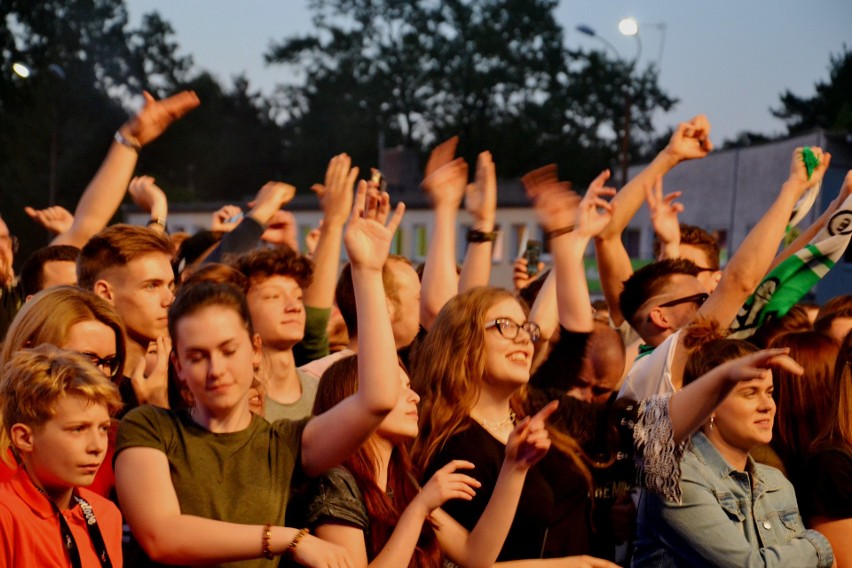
[127,176,169,233]
[300,182,405,476]
[695,147,831,333]
[646,177,683,261]
[419,137,467,330]
[24,205,74,236]
[595,115,713,325]
[458,151,498,291]
[53,91,199,247]
[302,154,358,309]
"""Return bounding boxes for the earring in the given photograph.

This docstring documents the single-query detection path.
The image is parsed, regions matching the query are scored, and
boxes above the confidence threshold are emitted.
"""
[709,416,715,430]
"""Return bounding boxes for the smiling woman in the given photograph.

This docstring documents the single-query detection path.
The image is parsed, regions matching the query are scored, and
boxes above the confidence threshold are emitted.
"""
[633,339,836,567]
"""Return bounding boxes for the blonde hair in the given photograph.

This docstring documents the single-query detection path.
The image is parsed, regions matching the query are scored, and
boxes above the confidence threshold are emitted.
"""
[0,345,123,466]
[1,286,127,378]
[412,287,515,472]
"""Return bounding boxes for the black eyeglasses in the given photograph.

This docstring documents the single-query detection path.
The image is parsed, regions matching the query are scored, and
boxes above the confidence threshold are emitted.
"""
[78,353,121,378]
[485,318,541,343]
[0,235,19,254]
[656,292,709,309]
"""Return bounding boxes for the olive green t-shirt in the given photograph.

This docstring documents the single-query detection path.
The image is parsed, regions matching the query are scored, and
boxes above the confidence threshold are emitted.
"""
[116,405,309,568]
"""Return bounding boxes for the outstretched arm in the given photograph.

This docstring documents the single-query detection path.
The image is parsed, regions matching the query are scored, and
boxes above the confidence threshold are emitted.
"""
[459,151,498,291]
[53,91,199,247]
[420,138,468,329]
[302,154,358,309]
[595,115,713,325]
[300,182,405,476]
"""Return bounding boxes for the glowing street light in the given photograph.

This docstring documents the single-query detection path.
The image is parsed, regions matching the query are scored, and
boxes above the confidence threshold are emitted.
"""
[618,17,639,37]
[12,62,31,78]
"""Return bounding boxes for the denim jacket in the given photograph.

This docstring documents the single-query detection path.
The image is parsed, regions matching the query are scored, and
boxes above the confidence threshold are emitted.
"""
[632,432,834,567]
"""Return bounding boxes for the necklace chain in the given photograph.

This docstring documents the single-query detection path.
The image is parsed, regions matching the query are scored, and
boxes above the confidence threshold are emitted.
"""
[474,411,517,433]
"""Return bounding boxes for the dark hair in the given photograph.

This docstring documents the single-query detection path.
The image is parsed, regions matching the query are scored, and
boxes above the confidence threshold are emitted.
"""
[652,224,721,270]
[517,268,551,307]
[77,225,174,290]
[749,304,814,348]
[313,355,441,567]
[335,255,408,338]
[619,259,702,326]
[174,230,224,277]
[230,246,313,290]
[168,282,254,348]
[20,245,80,297]
[180,263,248,294]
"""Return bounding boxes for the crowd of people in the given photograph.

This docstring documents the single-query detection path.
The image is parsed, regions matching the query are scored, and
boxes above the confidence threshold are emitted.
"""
[0,90,850,568]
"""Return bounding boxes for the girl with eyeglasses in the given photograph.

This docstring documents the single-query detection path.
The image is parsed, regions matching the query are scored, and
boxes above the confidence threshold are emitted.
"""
[1,286,128,498]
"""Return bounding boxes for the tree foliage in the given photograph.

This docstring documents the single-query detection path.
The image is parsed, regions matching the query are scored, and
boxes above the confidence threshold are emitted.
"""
[267,0,677,185]
[772,46,852,135]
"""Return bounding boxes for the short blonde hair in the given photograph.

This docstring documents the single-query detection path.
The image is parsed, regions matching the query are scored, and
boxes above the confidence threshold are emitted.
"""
[0,345,123,465]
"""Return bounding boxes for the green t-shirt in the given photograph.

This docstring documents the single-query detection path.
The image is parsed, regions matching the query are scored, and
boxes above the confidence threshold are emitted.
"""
[115,405,310,568]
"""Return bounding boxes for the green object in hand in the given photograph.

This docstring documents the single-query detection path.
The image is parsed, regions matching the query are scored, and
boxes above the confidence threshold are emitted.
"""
[802,146,819,180]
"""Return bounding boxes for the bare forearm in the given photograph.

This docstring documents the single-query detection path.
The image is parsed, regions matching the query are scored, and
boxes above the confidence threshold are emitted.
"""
[367,503,431,568]
[593,237,633,327]
[421,207,459,329]
[668,366,732,443]
[459,241,493,291]
[553,233,594,333]
[54,142,138,247]
[303,222,345,308]
[528,269,558,343]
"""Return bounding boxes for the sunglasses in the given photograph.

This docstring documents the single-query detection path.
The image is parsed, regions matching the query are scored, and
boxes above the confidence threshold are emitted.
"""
[656,292,709,309]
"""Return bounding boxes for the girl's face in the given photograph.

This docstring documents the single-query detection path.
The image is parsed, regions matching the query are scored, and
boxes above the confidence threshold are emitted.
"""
[172,305,262,417]
[63,319,120,379]
[481,297,535,390]
[376,367,420,444]
[709,373,776,455]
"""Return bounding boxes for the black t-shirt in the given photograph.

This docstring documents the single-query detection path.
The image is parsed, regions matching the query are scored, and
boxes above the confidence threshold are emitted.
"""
[798,445,852,522]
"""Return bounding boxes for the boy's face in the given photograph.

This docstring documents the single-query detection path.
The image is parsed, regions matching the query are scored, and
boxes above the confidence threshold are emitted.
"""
[246,274,305,350]
[17,395,110,503]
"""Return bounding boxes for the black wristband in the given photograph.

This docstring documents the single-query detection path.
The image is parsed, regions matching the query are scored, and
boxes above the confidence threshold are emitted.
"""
[544,225,574,241]
[466,228,498,243]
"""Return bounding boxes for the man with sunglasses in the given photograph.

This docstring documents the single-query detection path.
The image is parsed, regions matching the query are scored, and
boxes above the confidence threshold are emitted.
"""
[618,146,832,401]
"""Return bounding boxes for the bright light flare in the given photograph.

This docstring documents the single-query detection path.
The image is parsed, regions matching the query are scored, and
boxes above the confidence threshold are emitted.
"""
[12,62,31,78]
[619,18,639,36]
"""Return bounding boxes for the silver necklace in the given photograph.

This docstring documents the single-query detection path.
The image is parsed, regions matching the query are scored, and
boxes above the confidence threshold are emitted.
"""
[474,411,516,433]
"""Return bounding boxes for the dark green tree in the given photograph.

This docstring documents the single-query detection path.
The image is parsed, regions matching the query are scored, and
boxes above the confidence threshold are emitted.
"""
[772,46,852,134]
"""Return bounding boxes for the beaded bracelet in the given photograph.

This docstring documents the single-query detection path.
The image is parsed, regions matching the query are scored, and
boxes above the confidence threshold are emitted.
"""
[261,524,273,560]
[284,527,310,558]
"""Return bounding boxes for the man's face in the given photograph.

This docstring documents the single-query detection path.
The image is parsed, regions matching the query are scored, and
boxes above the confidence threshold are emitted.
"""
[0,218,15,285]
[246,274,305,351]
[567,357,623,405]
[388,260,421,349]
[679,244,721,293]
[645,273,708,333]
[99,253,175,345]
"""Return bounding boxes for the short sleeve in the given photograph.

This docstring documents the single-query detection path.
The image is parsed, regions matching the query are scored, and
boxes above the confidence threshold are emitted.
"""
[114,405,172,459]
[632,394,688,504]
[305,467,369,531]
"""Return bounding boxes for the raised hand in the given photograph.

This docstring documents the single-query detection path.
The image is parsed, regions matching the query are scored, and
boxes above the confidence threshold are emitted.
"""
[423,136,459,179]
[128,176,168,218]
[575,170,616,239]
[413,460,480,515]
[343,180,405,271]
[24,205,74,235]
[312,153,358,227]
[130,336,172,408]
[786,146,831,196]
[261,210,299,249]
[645,175,683,253]
[210,204,243,232]
[118,90,200,147]
[523,165,580,232]
[512,257,544,293]
[421,139,468,211]
[248,181,296,225]
[465,151,497,230]
[719,347,803,385]
[505,400,557,470]
[291,533,355,568]
[665,114,713,162]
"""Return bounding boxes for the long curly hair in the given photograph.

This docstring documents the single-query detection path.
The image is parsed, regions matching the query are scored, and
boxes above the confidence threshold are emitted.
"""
[313,355,441,568]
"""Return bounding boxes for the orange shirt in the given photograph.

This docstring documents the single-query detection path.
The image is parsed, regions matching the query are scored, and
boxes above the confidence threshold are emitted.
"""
[0,469,123,567]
